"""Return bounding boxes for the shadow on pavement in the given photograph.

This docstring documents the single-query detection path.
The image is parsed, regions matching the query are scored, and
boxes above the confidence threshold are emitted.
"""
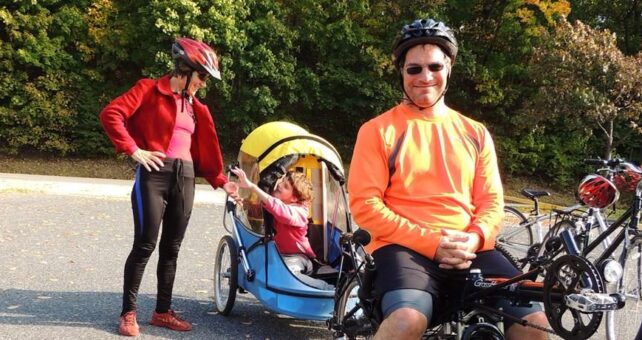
[0,289,330,339]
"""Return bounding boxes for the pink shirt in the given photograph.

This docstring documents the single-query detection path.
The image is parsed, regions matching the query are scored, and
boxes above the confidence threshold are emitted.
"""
[165,95,195,161]
[263,196,316,258]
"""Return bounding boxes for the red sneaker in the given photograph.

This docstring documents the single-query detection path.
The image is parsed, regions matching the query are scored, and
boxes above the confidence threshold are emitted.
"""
[150,310,192,331]
[118,310,140,336]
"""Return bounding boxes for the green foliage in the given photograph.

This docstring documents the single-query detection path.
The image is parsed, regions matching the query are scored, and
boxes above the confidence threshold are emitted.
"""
[0,2,89,154]
[569,0,642,55]
[497,125,592,186]
[445,0,570,122]
[525,19,642,159]
[0,0,639,190]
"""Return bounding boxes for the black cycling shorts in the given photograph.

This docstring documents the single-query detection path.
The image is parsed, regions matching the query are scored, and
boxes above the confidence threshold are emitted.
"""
[372,244,541,325]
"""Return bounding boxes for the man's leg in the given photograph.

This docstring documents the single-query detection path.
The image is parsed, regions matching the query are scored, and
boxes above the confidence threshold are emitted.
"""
[374,289,432,340]
[375,308,427,340]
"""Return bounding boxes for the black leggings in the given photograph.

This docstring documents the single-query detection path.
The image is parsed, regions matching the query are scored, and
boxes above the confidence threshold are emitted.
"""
[122,158,195,314]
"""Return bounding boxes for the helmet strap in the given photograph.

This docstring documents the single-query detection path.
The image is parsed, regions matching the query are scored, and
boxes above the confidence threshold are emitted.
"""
[181,72,193,113]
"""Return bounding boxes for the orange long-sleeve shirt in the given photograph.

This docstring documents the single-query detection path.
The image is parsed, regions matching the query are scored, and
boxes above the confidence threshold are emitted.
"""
[348,103,504,260]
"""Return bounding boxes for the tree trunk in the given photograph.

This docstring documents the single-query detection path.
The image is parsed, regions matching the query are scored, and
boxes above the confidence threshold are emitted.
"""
[605,119,614,159]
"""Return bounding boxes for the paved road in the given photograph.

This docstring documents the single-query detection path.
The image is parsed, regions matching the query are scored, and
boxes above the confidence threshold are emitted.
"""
[1,174,641,339]
[0,174,331,340]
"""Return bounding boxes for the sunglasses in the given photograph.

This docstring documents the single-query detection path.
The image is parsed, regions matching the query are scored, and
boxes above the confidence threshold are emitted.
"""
[405,63,445,75]
[197,72,209,81]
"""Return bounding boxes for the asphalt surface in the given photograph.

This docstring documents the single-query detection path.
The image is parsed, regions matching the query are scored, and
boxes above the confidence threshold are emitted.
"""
[0,173,331,340]
[1,173,641,340]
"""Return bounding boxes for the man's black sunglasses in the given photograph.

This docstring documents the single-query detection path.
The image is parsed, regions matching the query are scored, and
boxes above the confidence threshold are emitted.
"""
[405,63,445,75]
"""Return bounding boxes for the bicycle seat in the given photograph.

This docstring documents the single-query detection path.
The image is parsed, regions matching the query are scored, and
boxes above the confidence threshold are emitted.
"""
[521,189,551,199]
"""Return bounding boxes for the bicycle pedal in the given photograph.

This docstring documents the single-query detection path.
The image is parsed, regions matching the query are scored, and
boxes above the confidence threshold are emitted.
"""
[565,289,622,312]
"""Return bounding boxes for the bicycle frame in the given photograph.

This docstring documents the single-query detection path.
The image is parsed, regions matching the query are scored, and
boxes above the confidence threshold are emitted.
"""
[517,159,642,340]
[502,198,585,255]
[533,207,610,259]
[547,180,642,280]
[330,239,615,340]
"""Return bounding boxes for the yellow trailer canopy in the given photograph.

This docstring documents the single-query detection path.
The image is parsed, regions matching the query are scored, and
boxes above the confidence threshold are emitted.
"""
[239,121,344,174]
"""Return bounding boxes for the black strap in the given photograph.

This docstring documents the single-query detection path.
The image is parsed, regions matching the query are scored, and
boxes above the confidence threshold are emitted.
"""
[388,131,406,188]
[256,134,341,164]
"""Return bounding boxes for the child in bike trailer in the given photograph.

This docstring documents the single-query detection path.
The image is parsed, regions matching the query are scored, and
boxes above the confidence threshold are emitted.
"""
[231,167,333,290]
[347,18,549,340]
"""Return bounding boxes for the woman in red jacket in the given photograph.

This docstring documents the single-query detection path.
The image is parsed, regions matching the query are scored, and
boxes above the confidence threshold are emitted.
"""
[100,37,238,336]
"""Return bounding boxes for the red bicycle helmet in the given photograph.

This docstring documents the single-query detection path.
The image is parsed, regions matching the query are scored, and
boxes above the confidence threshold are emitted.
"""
[614,168,642,192]
[577,175,620,208]
[172,37,221,80]
[392,18,458,69]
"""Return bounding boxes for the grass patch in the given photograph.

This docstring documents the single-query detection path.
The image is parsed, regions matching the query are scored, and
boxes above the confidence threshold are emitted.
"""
[503,175,577,207]
[1,154,581,206]
[0,154,137,180]
[0,153,241,184]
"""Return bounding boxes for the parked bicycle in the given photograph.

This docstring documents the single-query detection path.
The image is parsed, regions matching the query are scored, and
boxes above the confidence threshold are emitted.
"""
[555,159,642,340]
[498,158,642,340]
[496,189,584,270]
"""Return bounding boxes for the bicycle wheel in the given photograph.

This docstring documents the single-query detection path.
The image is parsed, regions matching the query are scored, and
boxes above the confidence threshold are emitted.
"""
[496,206,532,269]
[213,235,238,315]
[622,244,642,301]
[603,243,642,340]
[333,279,375,340]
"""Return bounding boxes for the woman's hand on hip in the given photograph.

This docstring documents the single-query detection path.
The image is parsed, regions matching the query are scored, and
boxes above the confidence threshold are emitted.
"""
[131,149,166,172]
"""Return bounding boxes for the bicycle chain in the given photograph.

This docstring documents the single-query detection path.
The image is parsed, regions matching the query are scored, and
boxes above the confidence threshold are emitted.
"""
[522,319,557,335]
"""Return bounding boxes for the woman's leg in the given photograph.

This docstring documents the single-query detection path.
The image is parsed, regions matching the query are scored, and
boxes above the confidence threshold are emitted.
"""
[122,166,170,314]
[155,163,195,313]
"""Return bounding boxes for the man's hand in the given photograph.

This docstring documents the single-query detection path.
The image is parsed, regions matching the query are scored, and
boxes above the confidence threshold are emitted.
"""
[434,229,481,270]
[131,149,166,172]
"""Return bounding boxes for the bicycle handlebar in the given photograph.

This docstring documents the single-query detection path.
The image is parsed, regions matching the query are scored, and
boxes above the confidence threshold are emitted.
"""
[583,158,627,168]
[584,158,642,174]
[340,228,371,247]
[583,158,608,166]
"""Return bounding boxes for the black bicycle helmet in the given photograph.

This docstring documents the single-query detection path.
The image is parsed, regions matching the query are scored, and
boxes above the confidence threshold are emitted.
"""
[392,18,458,70]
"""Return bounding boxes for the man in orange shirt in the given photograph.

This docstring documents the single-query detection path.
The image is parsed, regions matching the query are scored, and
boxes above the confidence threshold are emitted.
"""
[348,18,548,340]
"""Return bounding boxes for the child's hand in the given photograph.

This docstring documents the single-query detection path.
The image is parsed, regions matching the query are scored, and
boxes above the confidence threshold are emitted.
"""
[230,167,252,189]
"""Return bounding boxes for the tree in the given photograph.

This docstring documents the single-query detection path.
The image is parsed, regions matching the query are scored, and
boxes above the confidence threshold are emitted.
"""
[569,0,642,55]
[0,1,90,154]
[527,19,642,159]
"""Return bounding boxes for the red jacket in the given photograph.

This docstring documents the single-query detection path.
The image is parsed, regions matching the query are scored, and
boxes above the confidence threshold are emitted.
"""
[100,75,228,188]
